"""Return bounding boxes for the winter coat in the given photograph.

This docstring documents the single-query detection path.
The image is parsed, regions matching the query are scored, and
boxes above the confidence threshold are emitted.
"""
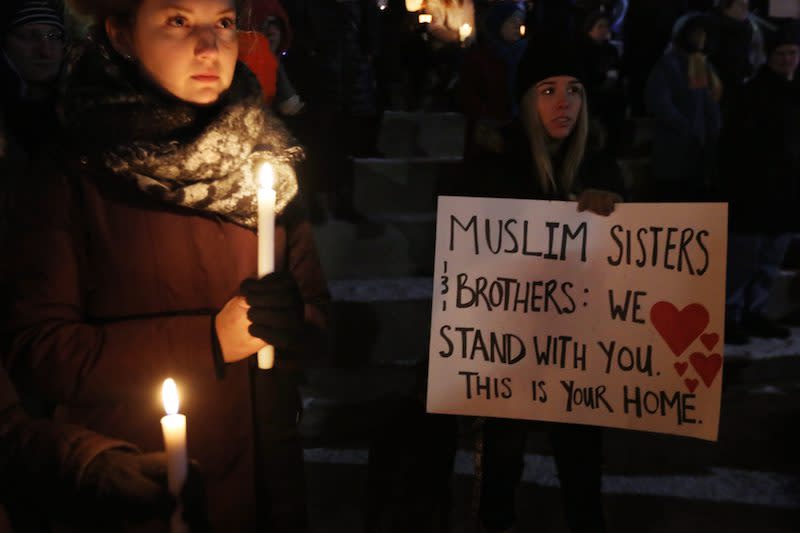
[719,66,800,232]
[645,48,721,187]
[462,122,625,201]
[708,11,756,95]
[1,364,133,524]
[3,143,330,531]
[458,38,526,159]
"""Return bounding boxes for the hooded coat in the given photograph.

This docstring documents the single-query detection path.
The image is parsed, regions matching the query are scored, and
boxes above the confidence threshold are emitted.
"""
[719,64,800,232]
[645,14,721,193]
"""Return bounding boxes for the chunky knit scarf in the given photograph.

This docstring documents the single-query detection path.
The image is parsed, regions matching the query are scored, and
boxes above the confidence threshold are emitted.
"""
[59,31,301,229]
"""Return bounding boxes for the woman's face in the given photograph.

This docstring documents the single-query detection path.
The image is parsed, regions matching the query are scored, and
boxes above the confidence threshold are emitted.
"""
[532,76,583,140]
[114,0,238,105]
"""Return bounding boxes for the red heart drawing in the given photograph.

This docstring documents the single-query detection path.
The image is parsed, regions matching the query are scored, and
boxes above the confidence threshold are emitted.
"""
[689,352,723,388]
[700,333,719,351]
[650,302,710,357]
[674,361,689,376]
[685,378,699,393]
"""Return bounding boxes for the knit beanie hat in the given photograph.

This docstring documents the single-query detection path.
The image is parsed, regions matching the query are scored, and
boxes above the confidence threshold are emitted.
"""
[516,35,586,100]
[765,20,800,57]
[1,0,64,37]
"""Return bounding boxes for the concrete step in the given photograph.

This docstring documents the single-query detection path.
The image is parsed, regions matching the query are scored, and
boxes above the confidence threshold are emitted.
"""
[352,157,461,216]
[313,216,435,280]
[377,110,465,159]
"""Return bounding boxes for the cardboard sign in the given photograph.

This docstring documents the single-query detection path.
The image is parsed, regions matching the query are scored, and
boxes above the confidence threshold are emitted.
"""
[427,197,727,441]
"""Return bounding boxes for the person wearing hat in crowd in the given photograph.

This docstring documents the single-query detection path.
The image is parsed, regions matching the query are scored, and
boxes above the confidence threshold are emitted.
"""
[718,20,800,344]
[458,0,527,159]
[0,0,65,165]
[3,0,331,531]
[576,7,626,155]
[645,12,722,202]
[460,34,623,533]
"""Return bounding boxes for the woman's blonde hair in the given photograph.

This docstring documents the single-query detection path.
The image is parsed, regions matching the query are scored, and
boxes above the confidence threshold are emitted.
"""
[520,83,589,195]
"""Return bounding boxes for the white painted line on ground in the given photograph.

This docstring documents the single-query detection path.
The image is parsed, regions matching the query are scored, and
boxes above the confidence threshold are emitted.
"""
[303,448,800,509]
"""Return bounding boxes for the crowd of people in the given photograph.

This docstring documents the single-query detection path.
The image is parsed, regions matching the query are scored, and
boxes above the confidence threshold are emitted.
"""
[0,0,798,532]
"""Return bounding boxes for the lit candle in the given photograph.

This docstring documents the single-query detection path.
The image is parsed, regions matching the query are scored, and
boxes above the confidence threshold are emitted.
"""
[520,24,526,36]
[405,0,423,11]
[257,162,276,369]
[418,13,432,23]
[161,378,188,533]
[459,23,472,43]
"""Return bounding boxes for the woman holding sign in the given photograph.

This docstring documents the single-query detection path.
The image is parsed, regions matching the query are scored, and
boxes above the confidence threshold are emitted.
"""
[467,35,624,533]
[3,0,329,530]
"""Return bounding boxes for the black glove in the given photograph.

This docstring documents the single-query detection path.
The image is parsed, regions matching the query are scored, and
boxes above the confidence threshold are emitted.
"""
[79,450,174,523]
[240,272,304,350]
[79,450,212,531]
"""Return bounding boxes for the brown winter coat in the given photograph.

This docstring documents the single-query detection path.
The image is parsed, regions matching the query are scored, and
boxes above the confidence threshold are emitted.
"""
[1,364,135,530]
[3,147,330,532]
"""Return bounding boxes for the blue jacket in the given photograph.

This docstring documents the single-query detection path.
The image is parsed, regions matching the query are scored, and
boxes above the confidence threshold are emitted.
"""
[645,48,721,184]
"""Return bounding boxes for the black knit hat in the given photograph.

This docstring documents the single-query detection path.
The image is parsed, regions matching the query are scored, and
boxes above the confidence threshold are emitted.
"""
[1,0,64,36]
[516,35,586,101]
[765,20,800,57]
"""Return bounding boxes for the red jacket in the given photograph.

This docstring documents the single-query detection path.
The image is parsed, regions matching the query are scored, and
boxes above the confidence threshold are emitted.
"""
[238,31,279,104]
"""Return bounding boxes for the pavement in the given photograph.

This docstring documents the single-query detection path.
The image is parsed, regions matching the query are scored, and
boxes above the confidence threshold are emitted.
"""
[299,332,800,533]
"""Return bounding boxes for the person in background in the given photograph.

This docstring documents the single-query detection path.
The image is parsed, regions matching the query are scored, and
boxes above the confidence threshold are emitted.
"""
[577,7,626,154]
[645,12,721,201]
[719,21,800,344]
[263,14,305,116]
[622,0,689,116]
[0,0,65,159]
[425,0,475,108]
[464,36,623,533]
[708,0,765,109]
[3,1,330,532]
[458,0,527,160]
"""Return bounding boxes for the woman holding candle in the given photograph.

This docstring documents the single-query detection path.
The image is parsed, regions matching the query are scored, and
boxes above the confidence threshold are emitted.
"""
[3,0,330,531]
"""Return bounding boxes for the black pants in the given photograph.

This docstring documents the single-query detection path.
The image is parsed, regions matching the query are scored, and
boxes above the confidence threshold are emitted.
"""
[480,419,605,533]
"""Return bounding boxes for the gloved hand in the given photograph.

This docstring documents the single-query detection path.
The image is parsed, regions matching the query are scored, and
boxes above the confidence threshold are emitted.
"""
[79,450,211,531]
[240,271,304,350]
[576,188,623,217]
[78,450,173,523]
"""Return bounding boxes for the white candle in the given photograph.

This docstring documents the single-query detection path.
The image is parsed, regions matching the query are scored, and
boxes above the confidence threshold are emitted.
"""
[161,378,188,533]
[418,13,432,23]
[459,23,472,42]
[256,162,276,369]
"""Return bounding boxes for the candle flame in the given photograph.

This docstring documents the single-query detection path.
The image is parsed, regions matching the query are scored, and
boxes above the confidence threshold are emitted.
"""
[258,162,274,190]
[405,0,423,11]
[419,13,432,23]
[163,378,179,415]
[520,24,526,36]
[459,23,472,41]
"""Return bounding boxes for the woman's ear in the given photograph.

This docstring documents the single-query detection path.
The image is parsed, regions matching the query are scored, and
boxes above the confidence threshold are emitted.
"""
[105,18,135,59]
